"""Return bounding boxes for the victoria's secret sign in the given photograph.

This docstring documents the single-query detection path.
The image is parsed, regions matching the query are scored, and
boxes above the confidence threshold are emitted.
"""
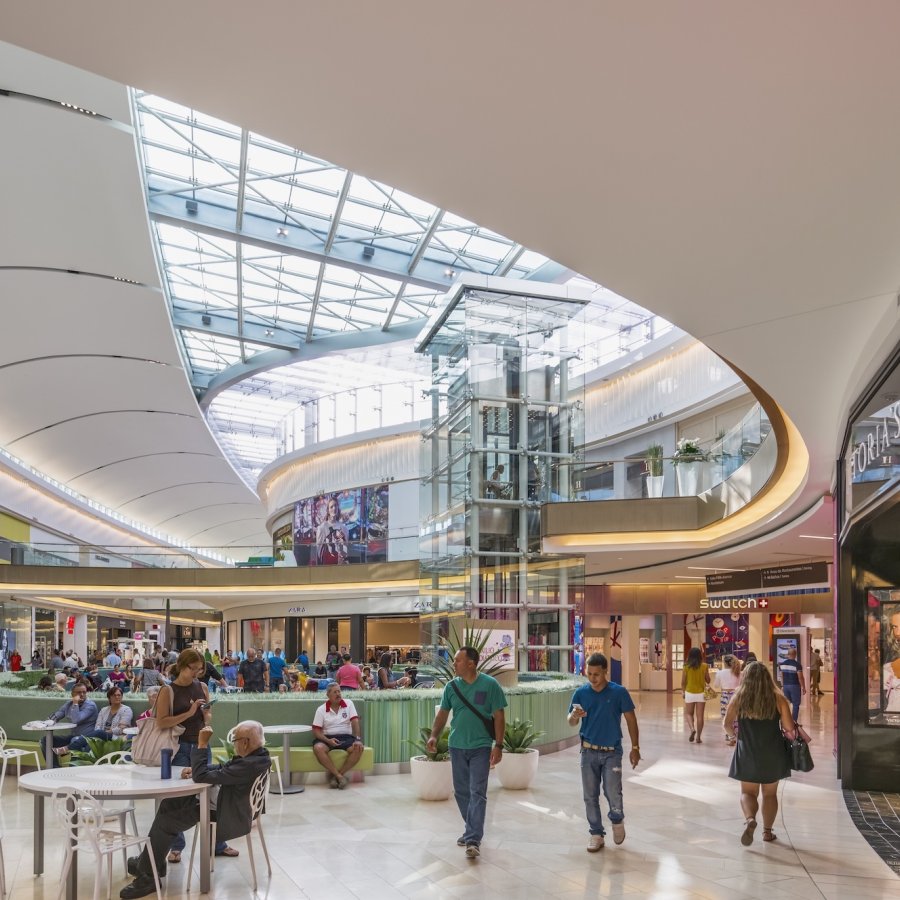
[849,400,900,479]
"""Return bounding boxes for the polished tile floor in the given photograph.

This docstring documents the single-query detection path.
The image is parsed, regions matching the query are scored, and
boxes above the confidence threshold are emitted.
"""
[1,691,897,899]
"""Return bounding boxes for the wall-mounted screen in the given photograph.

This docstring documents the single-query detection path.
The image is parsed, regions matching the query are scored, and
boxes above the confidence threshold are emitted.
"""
[291,484,389,566]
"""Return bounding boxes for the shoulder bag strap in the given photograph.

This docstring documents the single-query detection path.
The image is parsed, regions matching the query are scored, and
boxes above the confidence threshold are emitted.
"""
[450,680,496,740]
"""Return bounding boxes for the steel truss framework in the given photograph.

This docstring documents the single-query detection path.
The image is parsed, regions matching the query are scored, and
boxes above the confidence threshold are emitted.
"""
[132,92,663,485]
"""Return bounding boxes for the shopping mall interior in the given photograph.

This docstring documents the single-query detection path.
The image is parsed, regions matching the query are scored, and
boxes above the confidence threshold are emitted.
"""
[0,5,899,898]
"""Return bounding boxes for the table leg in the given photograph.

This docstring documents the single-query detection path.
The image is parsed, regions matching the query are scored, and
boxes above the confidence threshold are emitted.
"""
[199,786,210,894]
[65,796,77,900]
[32,794,43,875]
[273,732,304,794]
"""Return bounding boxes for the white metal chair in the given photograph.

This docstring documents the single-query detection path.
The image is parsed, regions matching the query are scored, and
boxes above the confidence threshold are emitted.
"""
[187,770,272,891]
[53,787,161,900]
[226,727,283,796]
[93,751,139,869]
[0,828,7,900]
[0,724,41,793]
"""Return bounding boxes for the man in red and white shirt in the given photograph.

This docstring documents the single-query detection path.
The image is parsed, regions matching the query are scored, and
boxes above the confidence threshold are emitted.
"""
[311,683,364,788]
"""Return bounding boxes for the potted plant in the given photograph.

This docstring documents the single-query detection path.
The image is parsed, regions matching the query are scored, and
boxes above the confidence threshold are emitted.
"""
[671,437,708,496]
[429,618,509,684]
[645,443,664,497]
[407,726,453,800]
[68,736,129,766]
[495,719,545,789]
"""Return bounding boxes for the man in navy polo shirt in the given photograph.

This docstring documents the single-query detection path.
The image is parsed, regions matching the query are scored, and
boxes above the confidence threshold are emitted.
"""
[778,647,805,721]
[568,652,641,852]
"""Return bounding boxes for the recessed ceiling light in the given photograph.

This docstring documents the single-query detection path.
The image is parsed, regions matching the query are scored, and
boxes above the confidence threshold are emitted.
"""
[674,575,706,580]
[797,534,834,541]
[276,227,289,237]
[687,566,746,572]
[444,268,455,277]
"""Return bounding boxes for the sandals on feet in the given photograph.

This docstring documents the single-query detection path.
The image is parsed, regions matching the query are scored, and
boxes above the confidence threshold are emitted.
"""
[762,828,777,842]
[166,851,181,864]
[689,730,696,742]
[740,818,757,846]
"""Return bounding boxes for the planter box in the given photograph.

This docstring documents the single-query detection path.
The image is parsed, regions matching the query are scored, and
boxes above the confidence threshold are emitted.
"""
[409,755,453,800]
[496,747,539,789]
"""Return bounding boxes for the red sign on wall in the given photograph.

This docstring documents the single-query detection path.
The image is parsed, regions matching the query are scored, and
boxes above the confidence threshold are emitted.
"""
[66,615,75,635]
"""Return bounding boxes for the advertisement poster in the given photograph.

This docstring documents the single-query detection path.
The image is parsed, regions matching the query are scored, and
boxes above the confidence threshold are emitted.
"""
[292,483,389,566]
[868,592,900,724]
[475,628,516,671]
[705,613,749,662]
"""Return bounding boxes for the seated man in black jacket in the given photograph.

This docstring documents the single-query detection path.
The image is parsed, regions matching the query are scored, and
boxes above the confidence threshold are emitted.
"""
[120,720,271,899]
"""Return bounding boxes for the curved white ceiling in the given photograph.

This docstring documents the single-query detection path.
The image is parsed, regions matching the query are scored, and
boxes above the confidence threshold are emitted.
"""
[5,4,900,563]
[0,43,270,552]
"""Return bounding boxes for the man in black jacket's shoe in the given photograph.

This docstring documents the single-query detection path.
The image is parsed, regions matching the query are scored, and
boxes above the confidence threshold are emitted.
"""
[119,721,271,899]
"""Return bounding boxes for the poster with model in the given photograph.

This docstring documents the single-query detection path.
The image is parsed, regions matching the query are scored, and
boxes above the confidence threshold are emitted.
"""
[291,484,389,566]
[881,600,900,716]
[865,590,900,724]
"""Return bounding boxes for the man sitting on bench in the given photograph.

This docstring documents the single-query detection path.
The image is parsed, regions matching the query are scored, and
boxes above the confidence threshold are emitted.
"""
[312,683,364,789]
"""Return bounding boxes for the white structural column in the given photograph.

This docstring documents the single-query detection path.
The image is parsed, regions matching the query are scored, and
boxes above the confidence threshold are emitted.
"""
[748,613,766,662]
[72,614,88,662]
[620,615,640,691]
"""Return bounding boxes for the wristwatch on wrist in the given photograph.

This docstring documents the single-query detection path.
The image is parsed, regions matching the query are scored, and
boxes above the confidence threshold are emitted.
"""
[632,746,640,752]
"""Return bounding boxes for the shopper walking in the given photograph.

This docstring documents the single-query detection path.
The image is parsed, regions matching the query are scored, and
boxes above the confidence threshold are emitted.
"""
[426,647,507,859]
[724,661,796,845]
[809,649,824,696]
[778,648,805,721]
[714,655,742,744]
[567,652,641,852]
[682,647,710,743]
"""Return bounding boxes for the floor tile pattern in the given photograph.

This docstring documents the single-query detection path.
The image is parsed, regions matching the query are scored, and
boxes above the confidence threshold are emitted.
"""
[843,790,900,875]
[0,691,896,898]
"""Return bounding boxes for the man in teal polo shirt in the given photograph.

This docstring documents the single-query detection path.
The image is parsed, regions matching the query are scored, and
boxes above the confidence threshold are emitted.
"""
[427,647,507,859]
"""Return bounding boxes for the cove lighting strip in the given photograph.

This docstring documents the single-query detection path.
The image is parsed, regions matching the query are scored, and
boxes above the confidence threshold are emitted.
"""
[0,445,232,565]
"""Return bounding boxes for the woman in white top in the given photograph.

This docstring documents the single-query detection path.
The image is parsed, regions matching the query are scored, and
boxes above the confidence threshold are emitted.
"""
[66,685,134,751]
[715,655,743,744]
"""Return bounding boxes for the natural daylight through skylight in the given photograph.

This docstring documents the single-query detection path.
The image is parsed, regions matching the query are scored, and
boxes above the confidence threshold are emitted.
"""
[132,91,671,486]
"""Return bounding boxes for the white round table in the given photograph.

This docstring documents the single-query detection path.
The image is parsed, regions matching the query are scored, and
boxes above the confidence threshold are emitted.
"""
[22,721,74,768]
[19,766,212,898]
[262,724,312,794]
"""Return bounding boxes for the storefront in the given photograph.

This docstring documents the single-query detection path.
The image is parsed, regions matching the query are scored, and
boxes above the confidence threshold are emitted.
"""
[838,344,900,790]
[580,581,833,692]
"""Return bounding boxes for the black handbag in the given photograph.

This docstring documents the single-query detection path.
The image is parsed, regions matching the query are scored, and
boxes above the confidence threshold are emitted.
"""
[785,733,814,772]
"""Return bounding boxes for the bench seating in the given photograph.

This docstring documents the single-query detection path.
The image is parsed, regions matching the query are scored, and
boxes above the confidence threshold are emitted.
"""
[212,745,374,783]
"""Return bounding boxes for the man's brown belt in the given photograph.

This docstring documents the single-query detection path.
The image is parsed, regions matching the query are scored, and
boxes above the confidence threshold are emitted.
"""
[582,741,617,751]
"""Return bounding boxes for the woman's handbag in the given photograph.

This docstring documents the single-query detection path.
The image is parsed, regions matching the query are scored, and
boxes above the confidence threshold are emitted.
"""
[784,731,814,772]
[130,686,184,766]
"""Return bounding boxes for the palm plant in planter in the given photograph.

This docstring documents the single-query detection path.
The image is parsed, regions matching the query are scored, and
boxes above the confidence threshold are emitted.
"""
[496,719,545,789]
[407,726,453,800]
[645,443,664,497]
[68,736,129,766]
[430,618,508,684]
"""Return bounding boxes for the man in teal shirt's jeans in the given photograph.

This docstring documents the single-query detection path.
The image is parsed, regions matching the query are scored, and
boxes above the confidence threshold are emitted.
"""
[427,647,507,859]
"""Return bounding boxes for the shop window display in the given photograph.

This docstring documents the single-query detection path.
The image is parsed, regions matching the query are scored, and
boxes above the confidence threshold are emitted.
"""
[866,590,900,725]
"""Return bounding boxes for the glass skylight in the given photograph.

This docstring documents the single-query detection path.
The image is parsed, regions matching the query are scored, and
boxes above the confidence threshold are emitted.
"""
[133,91,670,486]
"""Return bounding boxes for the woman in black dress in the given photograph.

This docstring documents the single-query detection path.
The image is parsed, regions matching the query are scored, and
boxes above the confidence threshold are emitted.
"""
[724,661,796,845]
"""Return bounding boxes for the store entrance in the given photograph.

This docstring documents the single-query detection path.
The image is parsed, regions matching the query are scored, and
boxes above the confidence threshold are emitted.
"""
[365,616,420,666]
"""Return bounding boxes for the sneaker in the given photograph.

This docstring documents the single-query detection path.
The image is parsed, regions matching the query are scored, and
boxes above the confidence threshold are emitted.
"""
[329,775,339,789]
[465,843,480,859]
[612,822,626,845]
[337,774,349,789]
[120,879,157,900]
[587,835,605,852]
[456,836,466,847]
